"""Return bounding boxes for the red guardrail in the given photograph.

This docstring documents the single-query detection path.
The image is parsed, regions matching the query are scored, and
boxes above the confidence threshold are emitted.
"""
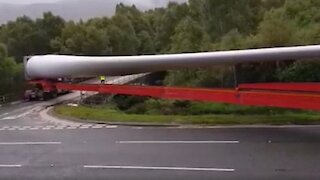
[239,83,320,93]
[28,80,320,111]
[53,82,320,111]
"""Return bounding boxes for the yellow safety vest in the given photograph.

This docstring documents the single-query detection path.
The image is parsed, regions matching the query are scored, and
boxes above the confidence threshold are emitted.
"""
[100,76,106,81]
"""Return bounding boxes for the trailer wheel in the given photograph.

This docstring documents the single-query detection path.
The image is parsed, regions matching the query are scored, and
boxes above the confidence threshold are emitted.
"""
[43,92,51,101]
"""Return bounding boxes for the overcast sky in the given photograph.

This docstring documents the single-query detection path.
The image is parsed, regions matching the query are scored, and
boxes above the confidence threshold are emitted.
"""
[0,0,60,4]
[0,0,187,24]
[0,0,184,5]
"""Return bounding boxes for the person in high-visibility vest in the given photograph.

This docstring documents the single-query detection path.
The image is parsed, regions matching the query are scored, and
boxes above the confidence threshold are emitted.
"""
[100,76,106,84]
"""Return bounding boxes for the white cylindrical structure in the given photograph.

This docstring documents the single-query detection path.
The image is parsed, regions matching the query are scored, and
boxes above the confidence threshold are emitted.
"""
[26,45,320,79]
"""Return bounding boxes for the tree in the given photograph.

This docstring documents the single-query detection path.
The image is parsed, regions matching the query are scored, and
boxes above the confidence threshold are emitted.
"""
[137,31,155,54]
[251,9,299,47]
[0,13,65,61]
[0,44,23,94]
[154,2,190,52]
[200,0,263,41]
[35,12,65,54]
[278,60,320,82]
[0,43,7,60]
[51,21,110,55]
[109,13,140,55]
[170,16,204,53]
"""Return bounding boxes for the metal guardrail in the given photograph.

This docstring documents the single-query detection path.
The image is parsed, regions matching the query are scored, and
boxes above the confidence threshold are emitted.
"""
[0,94,19,105]
[107,73,149,85]
[78,73,149,106]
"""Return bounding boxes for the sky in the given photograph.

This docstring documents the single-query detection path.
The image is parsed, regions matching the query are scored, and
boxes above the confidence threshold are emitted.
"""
[0,0,60,4]
[0,0,187,24]
[0,0,183,5]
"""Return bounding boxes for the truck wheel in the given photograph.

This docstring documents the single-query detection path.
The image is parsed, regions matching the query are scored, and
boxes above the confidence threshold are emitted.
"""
[43,92,51,101]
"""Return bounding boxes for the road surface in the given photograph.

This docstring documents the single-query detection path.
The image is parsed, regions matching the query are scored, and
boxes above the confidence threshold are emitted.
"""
[0,100,320,179]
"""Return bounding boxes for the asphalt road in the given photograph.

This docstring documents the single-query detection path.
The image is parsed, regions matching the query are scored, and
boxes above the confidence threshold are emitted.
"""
[0,101,320,179]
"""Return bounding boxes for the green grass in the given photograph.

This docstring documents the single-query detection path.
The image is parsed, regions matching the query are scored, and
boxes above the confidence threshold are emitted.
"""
[54,105,320,125]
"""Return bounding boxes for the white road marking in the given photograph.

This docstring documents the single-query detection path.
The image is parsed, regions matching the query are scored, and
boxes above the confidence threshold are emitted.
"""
[0,124,117,131]
[1,117,15,120]
[0,142,61,145]
[79,126,90,129]
[55,126,65,130]
[106,125,118,129]
[117,141,239,144]
[83,165,235,172]
[1,107,37,120]
[44,126,55,128]
[92,125,106,129]
[0,165,22,168]
[80,124,92,127]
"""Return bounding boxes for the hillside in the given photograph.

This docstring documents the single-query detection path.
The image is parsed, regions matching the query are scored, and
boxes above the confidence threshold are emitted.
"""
[0,0,186,24]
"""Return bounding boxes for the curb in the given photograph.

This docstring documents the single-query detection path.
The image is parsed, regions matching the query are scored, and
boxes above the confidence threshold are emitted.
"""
[10,101,23,105]
[49,107,179,127]
[40,107,85,126]
[46,106,320,129]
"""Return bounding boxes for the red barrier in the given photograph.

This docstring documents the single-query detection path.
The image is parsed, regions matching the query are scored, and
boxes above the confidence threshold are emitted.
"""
[28,80,320,111]
[56,83,239,104]
[240,91,320,111]
[239,83,320,93]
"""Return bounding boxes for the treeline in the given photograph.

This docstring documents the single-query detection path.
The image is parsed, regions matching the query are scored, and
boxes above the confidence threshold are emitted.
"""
[1,0,320,94]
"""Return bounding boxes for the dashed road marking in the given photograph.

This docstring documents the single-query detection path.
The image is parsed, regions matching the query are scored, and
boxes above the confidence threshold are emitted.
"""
[83,165,235,172]
[0,142,61,145]
[79,126,90,129]
[92,125,106,129]
[106,125,118,129]
[0,124,117,131]
[117,141,240,144]
[0,165,22,168]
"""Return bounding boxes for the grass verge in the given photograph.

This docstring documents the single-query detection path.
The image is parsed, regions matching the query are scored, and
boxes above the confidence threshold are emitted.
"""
[54,105,320,126]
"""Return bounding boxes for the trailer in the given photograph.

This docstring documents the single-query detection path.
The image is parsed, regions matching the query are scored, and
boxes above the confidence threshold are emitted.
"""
[21,45,320,110]
[23,56,69,101]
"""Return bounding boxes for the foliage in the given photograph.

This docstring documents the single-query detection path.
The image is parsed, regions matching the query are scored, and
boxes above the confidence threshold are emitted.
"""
[0,44,23,94]
[1,0,320,95]
[278,60,320,82]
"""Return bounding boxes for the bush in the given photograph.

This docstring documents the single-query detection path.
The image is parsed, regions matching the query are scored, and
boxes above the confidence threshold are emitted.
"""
[186,102,291,115]
[109,95,297,116]
[112,95,148,111]
[126,103,147,114]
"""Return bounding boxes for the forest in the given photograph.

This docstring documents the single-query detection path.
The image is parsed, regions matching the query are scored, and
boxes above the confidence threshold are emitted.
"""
[1,0,320,95]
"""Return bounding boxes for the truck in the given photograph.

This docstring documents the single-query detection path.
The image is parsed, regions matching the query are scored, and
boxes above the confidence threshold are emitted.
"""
[23,56,69,101]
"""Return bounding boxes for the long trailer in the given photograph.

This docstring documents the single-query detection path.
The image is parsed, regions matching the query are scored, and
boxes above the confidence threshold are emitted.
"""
[28,79,320,111]
[22,45,320,110]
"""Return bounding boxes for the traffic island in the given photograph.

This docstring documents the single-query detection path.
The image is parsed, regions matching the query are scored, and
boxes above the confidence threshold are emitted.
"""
[53,104,320,126]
